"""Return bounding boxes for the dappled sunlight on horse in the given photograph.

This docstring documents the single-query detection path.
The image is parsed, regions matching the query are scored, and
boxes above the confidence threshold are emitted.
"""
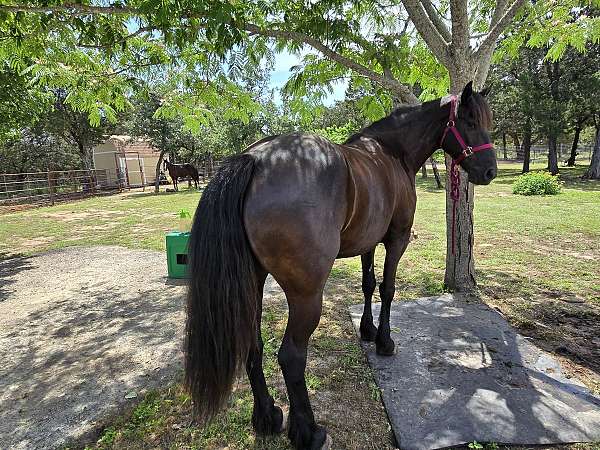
[185,82,497,449]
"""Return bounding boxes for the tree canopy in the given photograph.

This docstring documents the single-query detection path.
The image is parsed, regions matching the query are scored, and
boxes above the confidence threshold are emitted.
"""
[2,0,600,291]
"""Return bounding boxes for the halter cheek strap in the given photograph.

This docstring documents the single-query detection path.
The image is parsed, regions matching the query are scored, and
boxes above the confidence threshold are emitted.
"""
[440,95,494,255]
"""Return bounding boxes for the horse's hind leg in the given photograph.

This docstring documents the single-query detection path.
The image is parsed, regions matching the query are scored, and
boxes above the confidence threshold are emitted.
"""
[375,230,411,356]
[279,287,328,449]
[246,270,284,435]
[359,248,378,342]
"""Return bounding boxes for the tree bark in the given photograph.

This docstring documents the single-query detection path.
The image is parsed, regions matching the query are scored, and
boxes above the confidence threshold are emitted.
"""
[430,157,443,189]
[78,142,94,193]
[154,148,168,193]
[522,119,532,173]
[443,154,476,292]
[566,125,582,167]
[547,135,559,175]
[511,133,522,160]
[444,72,477,293]
[583,128,600,179]
[502,132,507,160]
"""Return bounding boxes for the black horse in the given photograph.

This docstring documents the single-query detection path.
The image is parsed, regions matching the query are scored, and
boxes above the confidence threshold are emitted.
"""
[185,83,497,449]
[163,159,199,190]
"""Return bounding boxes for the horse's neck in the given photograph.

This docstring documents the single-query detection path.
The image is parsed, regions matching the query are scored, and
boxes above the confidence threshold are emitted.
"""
[367,109,446,175]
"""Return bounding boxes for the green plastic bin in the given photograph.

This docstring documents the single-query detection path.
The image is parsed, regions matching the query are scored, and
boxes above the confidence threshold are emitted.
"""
[166,231,190,279]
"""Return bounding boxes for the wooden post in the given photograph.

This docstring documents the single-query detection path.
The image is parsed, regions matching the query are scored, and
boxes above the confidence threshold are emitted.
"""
[90,169,96,195]
[2,174,7,201]
[124,155,131,190]
[114,153,122,192]
[47,171,55,206]
[138,153,145,191]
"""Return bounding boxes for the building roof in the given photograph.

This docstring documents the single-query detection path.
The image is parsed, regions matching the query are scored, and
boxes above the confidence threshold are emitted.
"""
[104,135,159,156]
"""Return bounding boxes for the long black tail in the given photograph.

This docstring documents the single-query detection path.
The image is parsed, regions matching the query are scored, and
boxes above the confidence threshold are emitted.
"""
[185,154,258,422]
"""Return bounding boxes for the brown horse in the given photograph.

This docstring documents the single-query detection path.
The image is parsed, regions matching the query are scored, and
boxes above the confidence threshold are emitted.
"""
[163,159,199,190]
[185,83,497,449]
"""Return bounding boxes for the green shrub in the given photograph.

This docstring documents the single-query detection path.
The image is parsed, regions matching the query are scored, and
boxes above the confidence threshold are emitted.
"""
[512,171,561,196]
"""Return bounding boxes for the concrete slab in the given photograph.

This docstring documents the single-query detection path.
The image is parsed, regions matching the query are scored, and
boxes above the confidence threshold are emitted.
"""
[349,295,600,450]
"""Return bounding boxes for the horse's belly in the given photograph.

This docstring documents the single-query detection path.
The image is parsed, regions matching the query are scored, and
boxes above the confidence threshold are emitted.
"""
[337,214,391,258]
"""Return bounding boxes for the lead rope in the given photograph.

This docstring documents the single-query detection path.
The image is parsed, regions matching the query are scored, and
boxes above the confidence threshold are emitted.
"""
[450,159,461,255]
[441,95,494,255]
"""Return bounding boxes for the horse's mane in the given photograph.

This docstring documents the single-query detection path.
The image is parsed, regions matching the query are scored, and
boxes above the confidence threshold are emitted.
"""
[344,93,492,145]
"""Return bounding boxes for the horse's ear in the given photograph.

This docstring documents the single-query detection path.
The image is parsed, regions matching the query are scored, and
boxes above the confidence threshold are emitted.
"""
[461,81,474,104]
[480,86,491,97]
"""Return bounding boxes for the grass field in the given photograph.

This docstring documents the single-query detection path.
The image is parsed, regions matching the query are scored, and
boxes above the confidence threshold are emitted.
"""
[1,162,599,449]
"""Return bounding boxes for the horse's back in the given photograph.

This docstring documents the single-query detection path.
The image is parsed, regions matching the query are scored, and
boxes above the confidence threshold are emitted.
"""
[244,133,349,288]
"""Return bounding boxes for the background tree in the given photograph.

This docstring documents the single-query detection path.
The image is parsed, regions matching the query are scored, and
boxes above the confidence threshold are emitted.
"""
[2,0,599,291]
[45,89,116,171]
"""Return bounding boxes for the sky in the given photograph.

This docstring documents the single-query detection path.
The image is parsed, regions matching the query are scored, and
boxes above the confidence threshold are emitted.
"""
[268,49,348,106]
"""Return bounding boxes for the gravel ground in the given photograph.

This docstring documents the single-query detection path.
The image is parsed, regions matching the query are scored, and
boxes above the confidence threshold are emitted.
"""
[0,246,187,450]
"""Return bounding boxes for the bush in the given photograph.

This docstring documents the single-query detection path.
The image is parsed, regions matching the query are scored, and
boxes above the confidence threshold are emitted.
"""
[512,171,562,196]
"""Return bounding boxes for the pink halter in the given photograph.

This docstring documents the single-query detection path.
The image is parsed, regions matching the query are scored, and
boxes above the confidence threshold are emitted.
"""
[440,95,494,255]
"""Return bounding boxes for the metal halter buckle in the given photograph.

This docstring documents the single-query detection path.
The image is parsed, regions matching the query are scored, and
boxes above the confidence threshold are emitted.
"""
[464,146,473,157]
[447,120,455,127]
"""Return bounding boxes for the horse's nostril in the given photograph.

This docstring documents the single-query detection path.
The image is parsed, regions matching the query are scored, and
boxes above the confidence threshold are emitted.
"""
[485,168,497,181]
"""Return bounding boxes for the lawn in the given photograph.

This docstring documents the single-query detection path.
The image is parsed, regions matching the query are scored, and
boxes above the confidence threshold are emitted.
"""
[1,162,599,449]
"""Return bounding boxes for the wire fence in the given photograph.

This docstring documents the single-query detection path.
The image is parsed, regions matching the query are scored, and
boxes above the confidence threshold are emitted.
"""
[0,169,114,206]
[1,143,594,207]
[494,143,594,163]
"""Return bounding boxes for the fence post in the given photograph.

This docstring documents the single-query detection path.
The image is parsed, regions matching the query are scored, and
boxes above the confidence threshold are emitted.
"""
[2,174,7,201]
[47,171,55,206]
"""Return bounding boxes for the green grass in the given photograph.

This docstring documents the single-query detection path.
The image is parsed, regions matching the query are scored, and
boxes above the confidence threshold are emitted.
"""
[3,162,600,449]
[0,188,202,256]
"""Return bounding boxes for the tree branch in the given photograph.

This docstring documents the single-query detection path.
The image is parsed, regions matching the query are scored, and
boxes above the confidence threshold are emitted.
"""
[474,0,526,60]
[420,0,452,43]
[0,3,133,15]
[491,0,509,26]
[449,0,469,53]
[1,2,420,103]
[244,24,419,104]
[401,0,450,66]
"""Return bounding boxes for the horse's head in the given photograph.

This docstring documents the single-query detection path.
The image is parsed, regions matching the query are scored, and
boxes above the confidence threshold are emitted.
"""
[441,82,497,185]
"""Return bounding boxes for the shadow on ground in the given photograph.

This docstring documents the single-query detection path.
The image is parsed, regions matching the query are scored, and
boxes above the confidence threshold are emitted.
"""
[350,296,600,450]
[0,246,186,450]
[0,251,34,301]
[477,269,600,384]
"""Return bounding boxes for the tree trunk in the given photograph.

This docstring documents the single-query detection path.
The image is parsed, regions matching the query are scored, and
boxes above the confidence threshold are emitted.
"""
[548,135,559,175]
[566,125,581,167]
[154,148,168,193]
[511,133,522,160]
[421,164,428,178]
[522,118,532,173]
[502,132,507,160]
[583,128,600,179]
[444,72,477,293]
[443,155,476,292]
[79,142,93,193]
[430,157,443,189]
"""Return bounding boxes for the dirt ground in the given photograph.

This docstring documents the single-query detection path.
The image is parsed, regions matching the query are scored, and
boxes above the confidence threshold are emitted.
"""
[0,246,187,450]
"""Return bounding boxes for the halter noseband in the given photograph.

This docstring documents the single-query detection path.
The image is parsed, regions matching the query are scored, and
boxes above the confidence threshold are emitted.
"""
[440,95,494,255]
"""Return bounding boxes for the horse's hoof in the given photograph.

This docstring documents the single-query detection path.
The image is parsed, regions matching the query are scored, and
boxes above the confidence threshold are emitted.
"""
[375,338,396,356]
[253,404,284,436]
[360,323,378,342]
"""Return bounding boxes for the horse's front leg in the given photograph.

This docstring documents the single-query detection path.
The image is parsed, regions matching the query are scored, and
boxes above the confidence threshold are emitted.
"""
[359,249,378,342]
[375,229,411,356]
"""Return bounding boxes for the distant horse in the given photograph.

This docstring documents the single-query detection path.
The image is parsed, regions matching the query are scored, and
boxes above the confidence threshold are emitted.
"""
[185,82,497,449]
[163,159,199,190]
